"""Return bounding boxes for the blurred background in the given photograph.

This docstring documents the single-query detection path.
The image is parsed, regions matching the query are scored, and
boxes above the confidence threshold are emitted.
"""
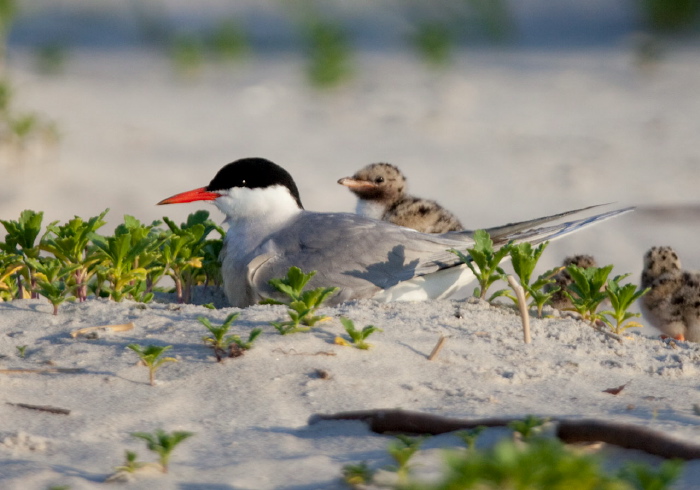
[1,0,699,298]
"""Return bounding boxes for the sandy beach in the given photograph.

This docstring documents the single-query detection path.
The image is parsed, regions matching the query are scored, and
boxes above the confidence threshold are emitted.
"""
[2,2,700,488]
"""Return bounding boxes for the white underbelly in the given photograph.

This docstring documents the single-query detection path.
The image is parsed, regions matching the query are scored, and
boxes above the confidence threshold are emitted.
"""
[371,265,476,302]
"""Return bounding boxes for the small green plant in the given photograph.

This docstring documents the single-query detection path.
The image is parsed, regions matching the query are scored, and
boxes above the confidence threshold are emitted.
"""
[386,434,426,484]
[228,328,262,357]
[114,450,147,474]
[341,461,374,487]
[40,209,108,302]
[25,257,78,314]
[411,22,454,67]
[35,42,67,75]
[127,344,177,386]
[199,313,261,361]
[15,344,27,358]
[407,437,636,489]
[301,20,353,88]
[0,250,23,300]
[91,215,163,303]
[160,212,223,303]
[600,276,650,335]
[0,209,46,298]
[208,19,247,61]
[335,317,382,350]
[508,415,548,441]
[638,0,700,31]
[502,241,562,318]
[130,428,194,473]
[170,33,205,75]
[455,426,485,451]
[262,266,338,335]
[0,75,58,152]
[562,264,614,323]
[450,230,511,300]
[618,458,684,489]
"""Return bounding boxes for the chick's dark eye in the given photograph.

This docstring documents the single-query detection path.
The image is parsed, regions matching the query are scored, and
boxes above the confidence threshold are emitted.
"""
[374,177,384,184]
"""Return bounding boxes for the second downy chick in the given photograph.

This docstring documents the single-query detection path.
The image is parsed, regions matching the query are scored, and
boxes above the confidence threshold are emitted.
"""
[640,246,700,342]
[338,162,463,233]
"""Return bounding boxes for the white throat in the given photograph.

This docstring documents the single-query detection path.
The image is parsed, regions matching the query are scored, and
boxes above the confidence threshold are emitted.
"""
[215,185,302,255]
[355,199,387,220]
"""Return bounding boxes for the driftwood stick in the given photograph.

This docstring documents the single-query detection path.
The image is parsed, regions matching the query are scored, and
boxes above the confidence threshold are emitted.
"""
[7,402,71,415]
[309,409,518,434]
[70,322,135,338]
[557,419,700,460]
[428,335,447,361]
[309,409,700,460]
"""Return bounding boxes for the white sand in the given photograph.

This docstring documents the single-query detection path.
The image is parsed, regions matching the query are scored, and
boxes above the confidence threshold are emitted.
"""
[2,37,700,488]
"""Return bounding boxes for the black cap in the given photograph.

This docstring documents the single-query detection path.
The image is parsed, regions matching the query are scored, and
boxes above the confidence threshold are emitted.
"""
[207,157,304,209]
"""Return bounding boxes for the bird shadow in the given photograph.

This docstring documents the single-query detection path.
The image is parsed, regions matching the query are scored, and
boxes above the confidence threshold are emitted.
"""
[343,245,419,288]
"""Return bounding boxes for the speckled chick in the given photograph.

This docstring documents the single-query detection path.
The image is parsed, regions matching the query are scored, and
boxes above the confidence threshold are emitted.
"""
[547,254,598,311]
[640,246,700,342]
[338,162,463,233]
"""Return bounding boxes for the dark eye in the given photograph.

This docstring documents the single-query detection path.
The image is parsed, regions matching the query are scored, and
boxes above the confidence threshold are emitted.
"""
[374,176,384,184]
[241,179,247,186]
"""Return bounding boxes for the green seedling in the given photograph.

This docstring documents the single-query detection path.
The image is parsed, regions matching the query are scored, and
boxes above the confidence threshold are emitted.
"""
[418,437,640,489]
[341,461,374,487]
[386,434,426,484]
[91,215,163,303]
[114,450,147,474]
[335,317,382,350]
[301,19,353,88]
[26,257,78,315]
[208,19,247,61]
[170,33,205,75]
[1,209,45,298]
[15,344,27,358]
[450,230,511,300]
[455,426,485,451]
[199,313,241,361]
[640,0,700,31]
[263,266,338,335]
[600,276,650,335]
[228,328,262,358]
[618,458,684,490]
[160,212,223,303]
[502,241,562,318]
[411,22,454,68]
[127,344,177,386]
[508,415,548,441]
[131,428,194,473]
[0,251,23,301]
[343,421,683,489]
[9,113,38,140]
[41,209,108,302]
[35,42,67,75]
[562,264,613,323]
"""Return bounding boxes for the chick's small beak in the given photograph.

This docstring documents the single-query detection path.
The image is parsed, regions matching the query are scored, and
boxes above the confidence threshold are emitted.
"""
[157,187,220,205]
[337,177,376,189]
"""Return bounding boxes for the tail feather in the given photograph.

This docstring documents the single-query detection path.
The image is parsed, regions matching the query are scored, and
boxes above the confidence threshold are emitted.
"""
[483,203,616,243]
[492,206,634,247]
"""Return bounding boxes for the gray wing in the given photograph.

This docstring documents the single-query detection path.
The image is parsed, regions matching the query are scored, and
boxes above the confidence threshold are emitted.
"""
[248,205,634,304]
[247,212,471,303]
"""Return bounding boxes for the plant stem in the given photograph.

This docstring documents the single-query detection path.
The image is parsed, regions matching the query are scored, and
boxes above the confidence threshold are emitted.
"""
[507,275,530,344]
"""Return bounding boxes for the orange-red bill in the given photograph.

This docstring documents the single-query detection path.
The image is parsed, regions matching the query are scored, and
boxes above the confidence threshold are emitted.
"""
[157,187,220,205]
